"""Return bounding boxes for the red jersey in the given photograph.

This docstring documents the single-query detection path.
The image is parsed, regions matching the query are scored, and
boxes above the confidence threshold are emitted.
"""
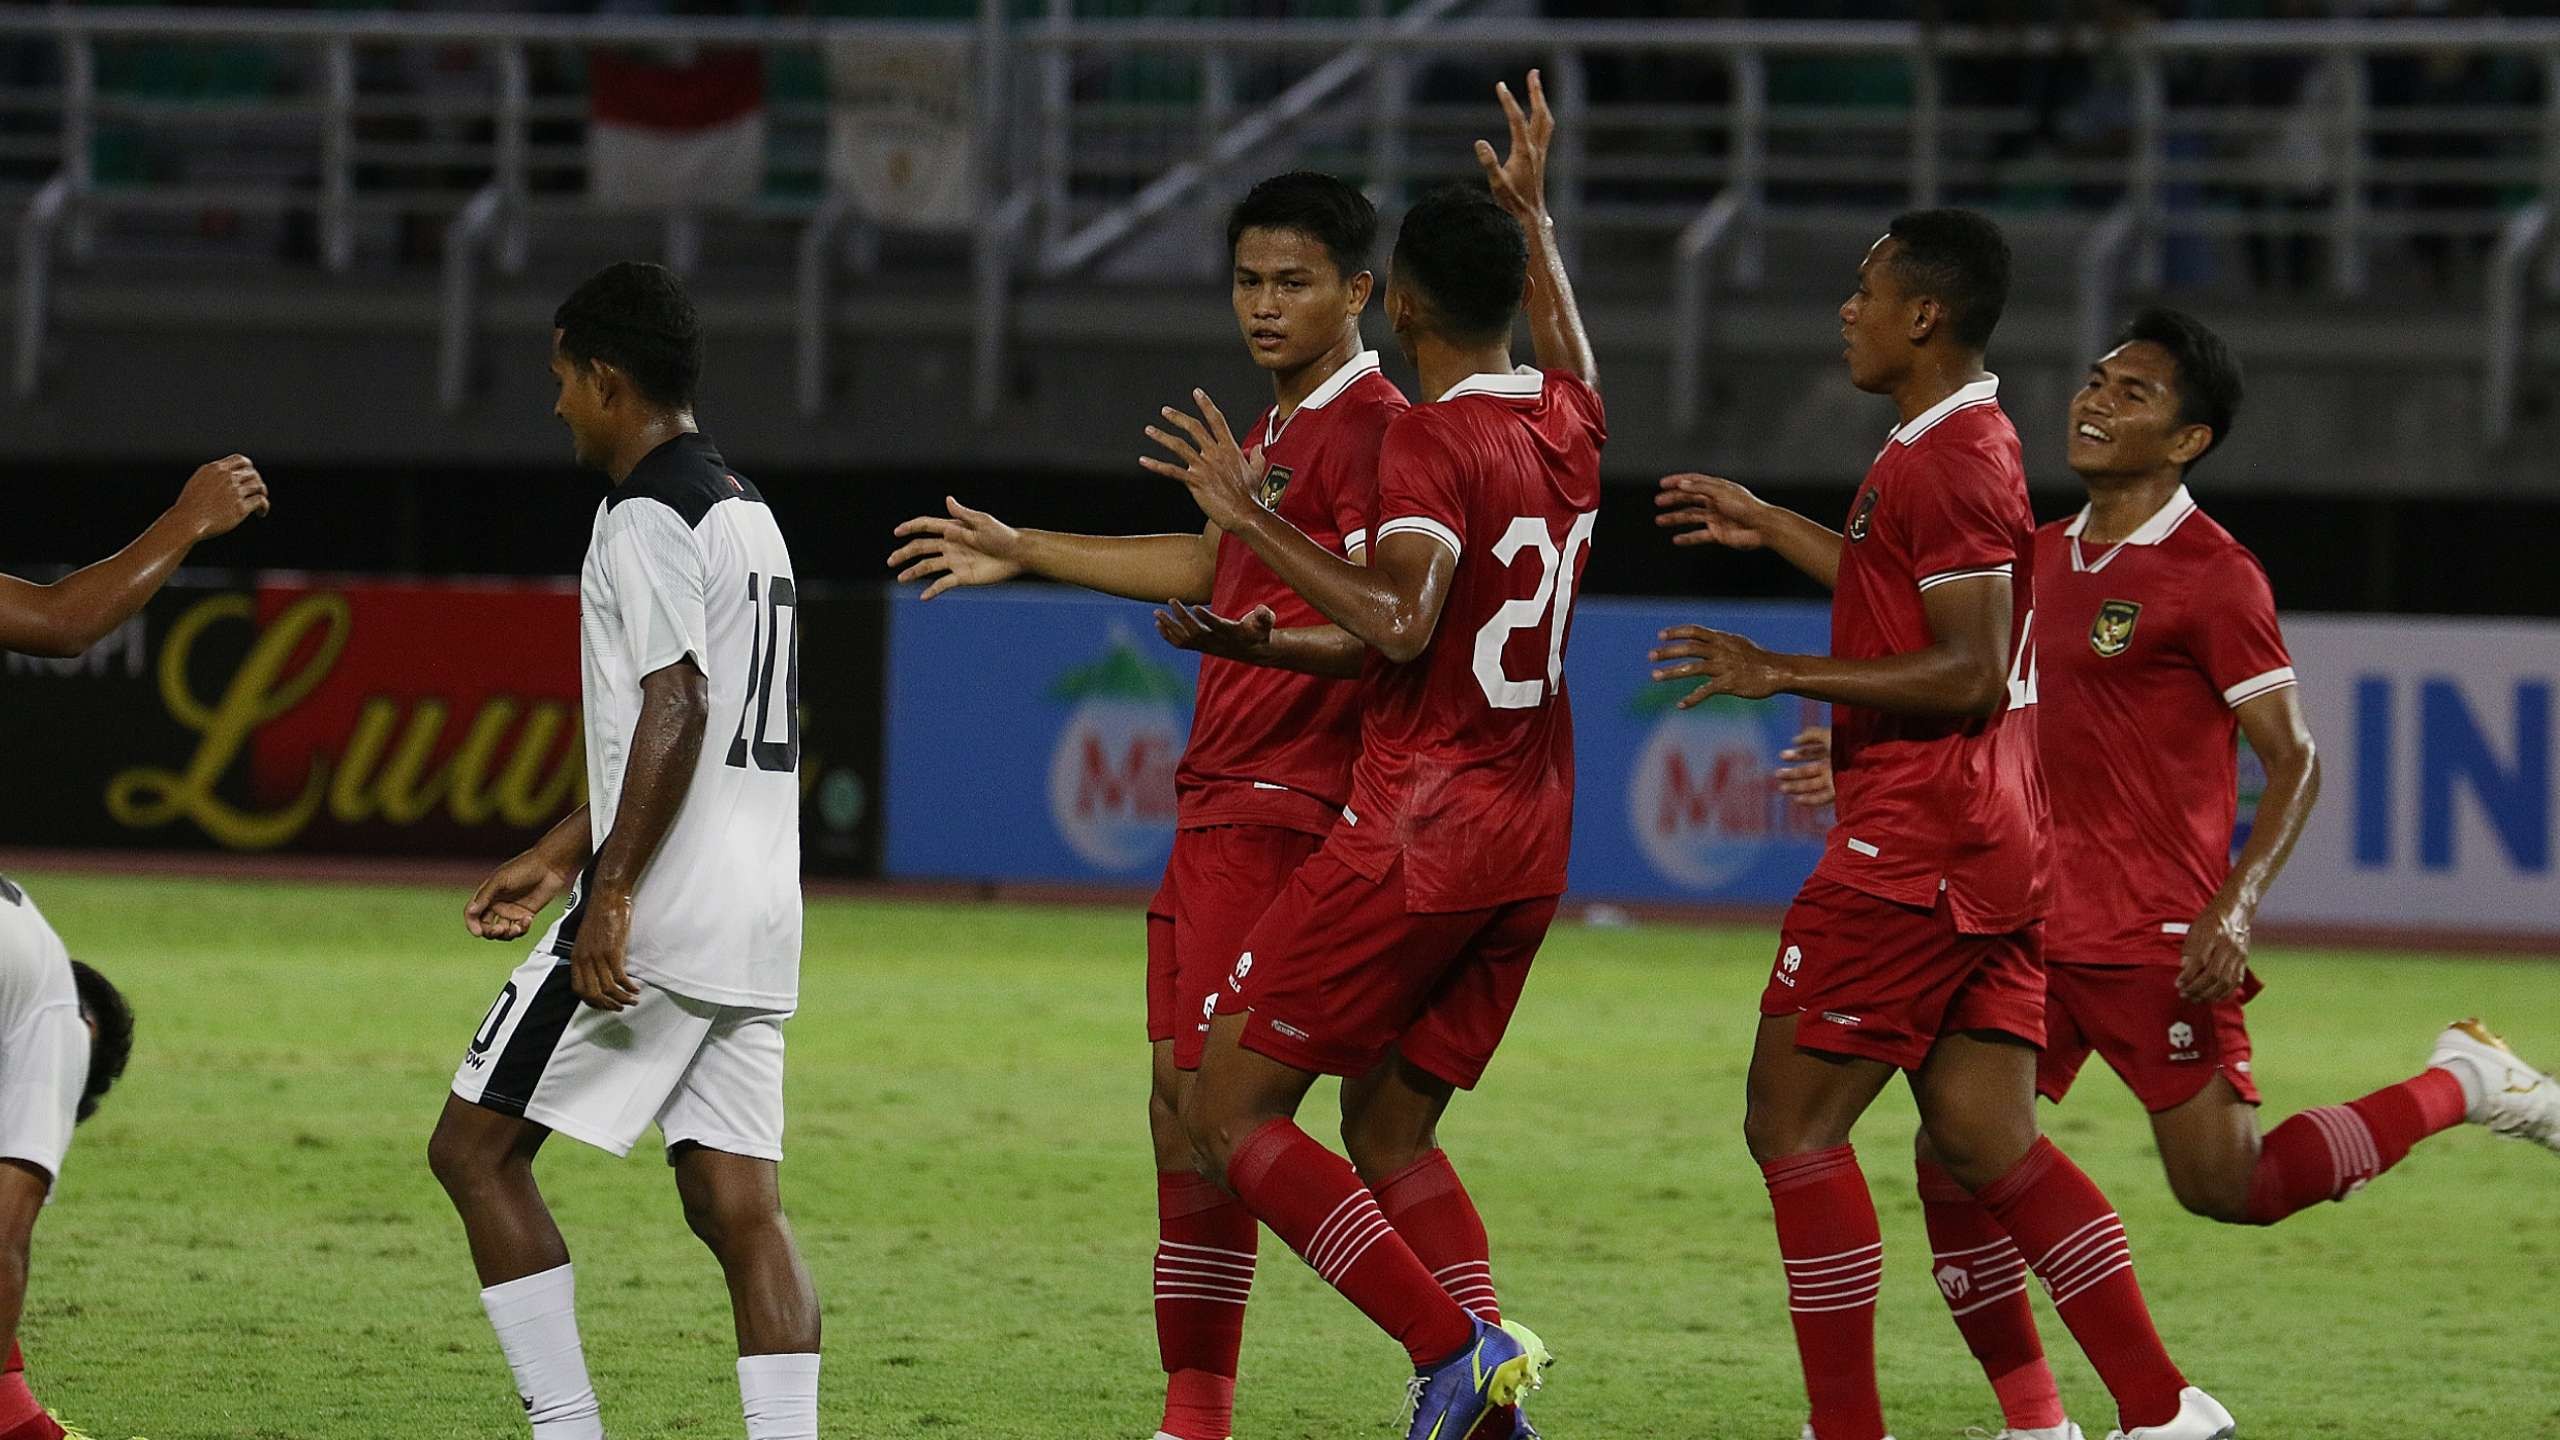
[1330,368,1606,912]
[1178,351,1407,835]
[2033,487,2296,963]
[1815,377,2049,935]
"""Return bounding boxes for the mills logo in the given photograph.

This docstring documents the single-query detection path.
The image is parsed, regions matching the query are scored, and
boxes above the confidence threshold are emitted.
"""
[1045,632,1191,871]
[1625,687,1825,891]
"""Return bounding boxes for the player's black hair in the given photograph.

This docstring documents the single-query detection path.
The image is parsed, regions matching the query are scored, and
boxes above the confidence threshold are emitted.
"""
[1884,208,2011,351]
[2115,305,2245,470]
[1390,184,1527,346]
[1227,171,1378,285]
[553,261,702,411]
[68,959,132,1125]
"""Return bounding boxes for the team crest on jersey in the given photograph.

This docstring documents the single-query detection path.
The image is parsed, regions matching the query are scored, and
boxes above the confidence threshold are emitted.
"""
[2090,599,2142,657]
[1846,487,1880,542]
[1256,465,1294,510]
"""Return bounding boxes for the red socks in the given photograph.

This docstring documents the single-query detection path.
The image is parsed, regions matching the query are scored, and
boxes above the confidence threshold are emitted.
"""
[1977,1138,2185,1433]
[1762,1145,1888,1440]
[1225,1119,1473,1367]
[0,1342,62,1440]
[1916,1158,2066,1432]
[1155,1171,1257,1440]
[1373,1149,1519,1440]
[1374,1149,1501,1323]
[2246,1068,2467,1224]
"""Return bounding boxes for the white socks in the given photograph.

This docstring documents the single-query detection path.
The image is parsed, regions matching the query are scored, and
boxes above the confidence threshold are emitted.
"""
[739,1352,821,1440]
[480,1264,605,1440]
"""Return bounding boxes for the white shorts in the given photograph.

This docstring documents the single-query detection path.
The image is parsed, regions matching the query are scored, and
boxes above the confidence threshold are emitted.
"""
[0,1000,87,1191]
[449,953,787,1162]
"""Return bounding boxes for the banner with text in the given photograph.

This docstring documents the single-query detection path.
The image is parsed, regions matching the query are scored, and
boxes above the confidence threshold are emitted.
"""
[880,588,1834,903]
[0,576,883,875]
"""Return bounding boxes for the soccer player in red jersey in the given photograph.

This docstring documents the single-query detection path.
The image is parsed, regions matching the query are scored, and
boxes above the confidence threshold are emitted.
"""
[1654,211,2230,1440]
[1775,307,2560,1440]
[1144,74,1597,1440]
[889,171,1407,1440]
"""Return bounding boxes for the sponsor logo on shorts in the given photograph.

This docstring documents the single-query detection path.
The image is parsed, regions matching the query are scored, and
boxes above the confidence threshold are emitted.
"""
[1821,1011,1862,1027]
[462,1051,487,1071]
[1773,944,1802,988]
[1269,1019,1309,1041]
[1199,993,1218,1029]
[1934,1264,1971,1301]
[2168,1020,2199,1062]
[1229,951,1253,990]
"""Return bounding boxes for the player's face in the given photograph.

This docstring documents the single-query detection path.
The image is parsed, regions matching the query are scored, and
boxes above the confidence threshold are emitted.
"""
[549,332,608,471]
[2068,340,2202,480]
[1232,227,1366,375]
[1839,235,1911,395]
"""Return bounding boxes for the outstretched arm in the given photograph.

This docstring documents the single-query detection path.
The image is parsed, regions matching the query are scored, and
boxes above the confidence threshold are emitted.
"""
[0,456,267,658]
[2179,686,2321,1003]
[1154,601,1367,679]
[1144,393,1454,664]
[1656,474,1842,590]
[1651,575,2013,717]
[1476,70,1596,389]
[890,497,1220,605]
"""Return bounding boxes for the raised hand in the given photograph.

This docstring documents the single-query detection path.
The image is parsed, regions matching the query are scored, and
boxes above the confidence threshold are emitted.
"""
[1656,473,1776,550]
[1774,725,1836,809]
[464,849,570,942]
[1474,69,1552,222]
[1140,389,1264,534]
[1650,623,1789,707]
[888,497,1027,600]
[1154,599,1276,662]
[172,455,269,541]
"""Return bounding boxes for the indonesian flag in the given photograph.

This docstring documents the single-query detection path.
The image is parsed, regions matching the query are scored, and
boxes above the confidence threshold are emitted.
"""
[587,47,767,211]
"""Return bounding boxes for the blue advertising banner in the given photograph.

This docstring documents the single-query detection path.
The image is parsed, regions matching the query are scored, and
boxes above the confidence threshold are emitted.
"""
[883,586,1837,904]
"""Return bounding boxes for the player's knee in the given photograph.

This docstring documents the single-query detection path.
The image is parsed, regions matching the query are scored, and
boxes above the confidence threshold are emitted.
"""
[2166,1166,2256,1225]
[1341,1123,1428,1186]
[1742,1102,1843,1165]
[426,1120,492,1195]
[681,1187,782,1258]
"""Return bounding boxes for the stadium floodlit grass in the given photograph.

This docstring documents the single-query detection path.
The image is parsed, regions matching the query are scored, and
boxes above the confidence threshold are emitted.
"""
[11,869,2558,1439]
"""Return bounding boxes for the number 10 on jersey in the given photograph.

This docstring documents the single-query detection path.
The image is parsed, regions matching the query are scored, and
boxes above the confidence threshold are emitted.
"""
[727,572,801,773]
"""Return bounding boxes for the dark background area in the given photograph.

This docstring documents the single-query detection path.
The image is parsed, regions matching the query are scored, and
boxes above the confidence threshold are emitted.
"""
[11,461,2554,617]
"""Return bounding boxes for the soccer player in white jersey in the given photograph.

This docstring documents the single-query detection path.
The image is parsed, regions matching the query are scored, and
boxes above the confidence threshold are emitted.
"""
[0,875,134,1440]
[427,263,818,1440]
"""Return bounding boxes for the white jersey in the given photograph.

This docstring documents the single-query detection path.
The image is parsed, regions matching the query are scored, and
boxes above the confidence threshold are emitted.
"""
[540,432,803,1010]
[0,875,87,1191]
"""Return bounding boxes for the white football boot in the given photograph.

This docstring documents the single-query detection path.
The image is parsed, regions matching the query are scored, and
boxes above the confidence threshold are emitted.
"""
[2104,1387,2234,1440]
[2431,1019,2560,1151]
[1965,1425,2087,1440]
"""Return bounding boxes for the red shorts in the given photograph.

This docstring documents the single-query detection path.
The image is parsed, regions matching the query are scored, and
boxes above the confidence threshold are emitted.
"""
[1147,824,1326,1071]
[1762,875,2045,1070]
[1219,848,1556,1089]
[2039,961,2264,1112]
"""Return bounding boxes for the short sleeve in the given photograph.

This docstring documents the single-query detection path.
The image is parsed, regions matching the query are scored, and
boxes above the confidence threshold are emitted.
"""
[2191,548,2296,709]
[1329,395,1398,558]
[1545,369,1608,446]
[1372,412,1467,563]
[0,1003,87,1191]
[601,501,710,680]
[1898,447,2026,593]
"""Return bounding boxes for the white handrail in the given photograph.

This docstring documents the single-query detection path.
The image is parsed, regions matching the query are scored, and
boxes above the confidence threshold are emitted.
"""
[1667,190,1750,437]
[2076,201,2141,376]
[438,182,508,414]
[14,173,74,402]
[2483,205,2551,447]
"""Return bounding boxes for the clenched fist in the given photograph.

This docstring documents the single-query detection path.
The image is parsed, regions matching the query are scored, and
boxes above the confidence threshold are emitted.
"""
[172,455,270,542]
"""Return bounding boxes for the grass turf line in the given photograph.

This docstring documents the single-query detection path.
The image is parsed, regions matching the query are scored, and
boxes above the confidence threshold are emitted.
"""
[10,870,2558,1438]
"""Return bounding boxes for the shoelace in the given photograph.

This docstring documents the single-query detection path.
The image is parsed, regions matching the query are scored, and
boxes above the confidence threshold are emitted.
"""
[1403,1373,1429,1427]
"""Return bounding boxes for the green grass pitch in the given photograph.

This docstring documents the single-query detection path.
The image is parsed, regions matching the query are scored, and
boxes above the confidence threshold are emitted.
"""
[10,868,2558,1438]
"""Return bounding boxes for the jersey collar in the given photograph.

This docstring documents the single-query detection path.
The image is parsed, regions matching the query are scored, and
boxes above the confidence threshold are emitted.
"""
[1264,349,1381,446]
[1887,374,2001,446]
[1437,365,1543,403]
[2063,484,2198,545]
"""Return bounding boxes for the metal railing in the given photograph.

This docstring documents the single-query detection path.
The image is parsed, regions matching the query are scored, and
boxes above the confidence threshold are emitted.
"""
[1,10,2555,439]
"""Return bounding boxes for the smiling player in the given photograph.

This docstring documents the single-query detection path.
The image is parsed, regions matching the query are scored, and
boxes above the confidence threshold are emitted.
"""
[1773,307,2560,1440]
[888,170,1407,1440]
